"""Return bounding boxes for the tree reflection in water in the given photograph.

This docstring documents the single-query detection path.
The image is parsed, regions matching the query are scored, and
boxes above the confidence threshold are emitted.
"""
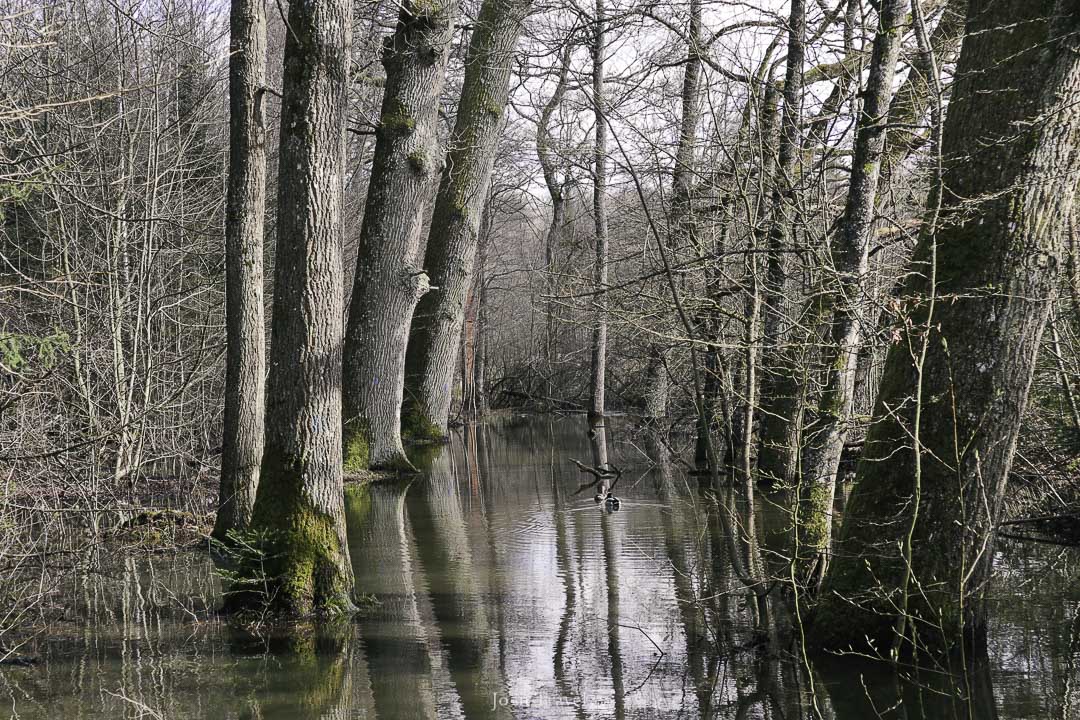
[6,416,1076,719]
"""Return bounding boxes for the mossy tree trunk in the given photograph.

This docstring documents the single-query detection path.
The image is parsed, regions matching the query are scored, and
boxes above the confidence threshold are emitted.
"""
[814,0,1080,650]
[214,0,267,541]
[402,0,534,440]
[755,0,806,487]
[342,0,457,472]
[796,0,908,585]
[240,0,356,616]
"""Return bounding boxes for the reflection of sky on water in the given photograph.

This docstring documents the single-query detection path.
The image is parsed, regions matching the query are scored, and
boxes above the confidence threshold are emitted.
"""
[2,415,1077,719]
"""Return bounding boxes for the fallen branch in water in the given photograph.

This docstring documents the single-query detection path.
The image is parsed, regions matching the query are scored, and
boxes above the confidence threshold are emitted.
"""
[569,459,622,495]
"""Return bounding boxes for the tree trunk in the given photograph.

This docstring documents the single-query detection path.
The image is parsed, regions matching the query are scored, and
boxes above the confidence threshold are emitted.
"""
[756,0,807,487]
[588,0,609,421]
[402,0,534,440]
[463,199,493,421]
[661,0,700,432]
[814,0,1080,650]
[537,42,573,402]
[643,346,668,422]
[797,0,908,585]
[342,0,457,471]
[671,0,701,250]
[214,0,267,541]
[240,0,356,616]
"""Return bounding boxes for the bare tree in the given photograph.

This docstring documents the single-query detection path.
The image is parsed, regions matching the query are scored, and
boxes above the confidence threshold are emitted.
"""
[342,0,457,471]
[403,0,535,440]
[214,0,268,541]
[239,0,356,615]
[815,0,1080,650]
[588,0,609,420]
[756,0,807,487]
[796,0,909,585]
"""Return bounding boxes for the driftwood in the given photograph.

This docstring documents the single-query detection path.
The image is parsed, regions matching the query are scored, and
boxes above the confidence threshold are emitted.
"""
[0,652,38,667]
[999,511,1080,546]
[569,459,622,496]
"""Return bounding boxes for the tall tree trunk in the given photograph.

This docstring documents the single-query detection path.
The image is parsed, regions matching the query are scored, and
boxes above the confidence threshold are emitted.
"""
[214,0,267,541]
[463,199,492,421]
[588,0,609,420]
[756,0,807,487]
[537,42,573,402]
[402,0,534,440]
[342,0,457,471]
[656,0,700,429]
[797,0,908,586]
[240,0,356,616]
[670,0,700,242]
[814,0,1080,650]
[642,346,669,422]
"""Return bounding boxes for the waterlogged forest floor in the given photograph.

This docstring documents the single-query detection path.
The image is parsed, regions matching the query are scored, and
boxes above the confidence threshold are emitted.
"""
[0,414,1077,719]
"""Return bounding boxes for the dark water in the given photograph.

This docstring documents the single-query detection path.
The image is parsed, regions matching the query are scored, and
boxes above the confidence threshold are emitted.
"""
[3,415,1077,718]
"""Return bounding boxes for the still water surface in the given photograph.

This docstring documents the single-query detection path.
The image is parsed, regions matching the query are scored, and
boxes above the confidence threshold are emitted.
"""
[3,416,1077,718]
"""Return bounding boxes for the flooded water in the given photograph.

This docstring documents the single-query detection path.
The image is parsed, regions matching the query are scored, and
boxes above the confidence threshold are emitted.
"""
[2,415,1077,718]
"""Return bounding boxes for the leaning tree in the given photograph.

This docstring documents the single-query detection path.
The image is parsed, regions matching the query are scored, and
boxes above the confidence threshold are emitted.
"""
[813,0,1080,651]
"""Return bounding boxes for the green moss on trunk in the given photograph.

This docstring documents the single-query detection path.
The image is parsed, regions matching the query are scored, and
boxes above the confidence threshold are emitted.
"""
[401,401,447,444]
[342,419,371,472]
[796,482,832,564]
[230,449,357,617]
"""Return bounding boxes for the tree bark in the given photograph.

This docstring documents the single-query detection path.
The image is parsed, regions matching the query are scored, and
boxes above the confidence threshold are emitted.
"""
[797,0,908,585]
[402,0,534,440]
[537,42,573,400]
[214,0,267,541]
[756,0,807,487]
[240,0,356,616]
[342,0,457,471]
[814,0,1080,650]
[588,0,609,420]
[656,0,701,429]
